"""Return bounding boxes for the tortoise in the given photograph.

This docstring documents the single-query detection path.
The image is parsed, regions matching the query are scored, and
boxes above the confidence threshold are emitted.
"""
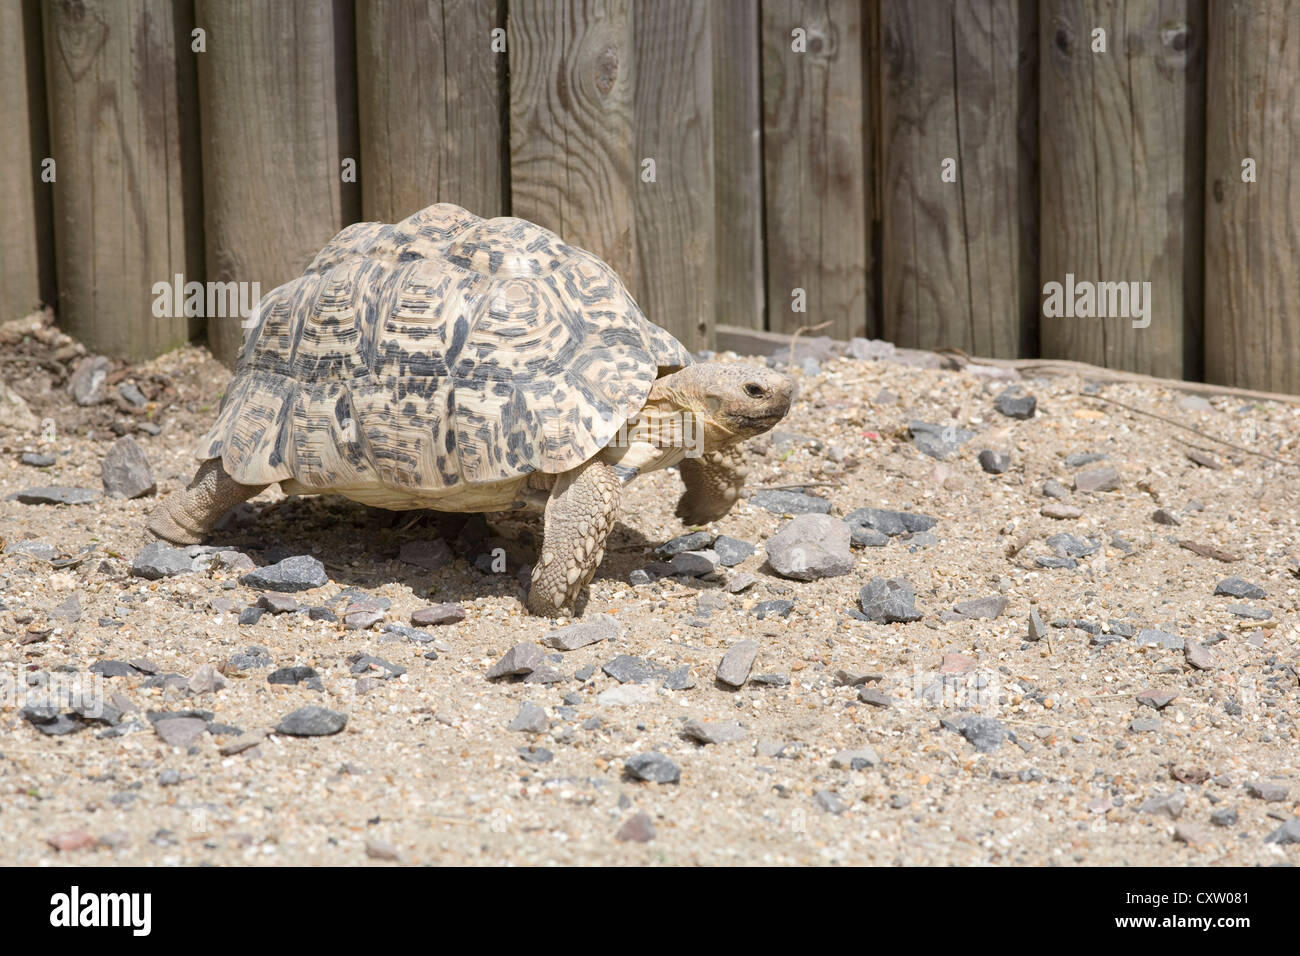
[148,203,793,616]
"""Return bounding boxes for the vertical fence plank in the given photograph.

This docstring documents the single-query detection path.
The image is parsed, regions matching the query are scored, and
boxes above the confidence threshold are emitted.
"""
[1,0,54,322]
[1204,0,1300,392]
[42,0,201,360]
[632,0,714,351]
[712,0,764,332]
[509,0,638,292]
[880,1,1037,357]
[760,0,869,340]
[196,0,360,367]
[1039,0,1206,379]
[357,0,505,223]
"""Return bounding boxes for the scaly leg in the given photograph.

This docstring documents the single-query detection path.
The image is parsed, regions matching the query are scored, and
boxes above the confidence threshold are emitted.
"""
[675,445,747,525]
[147,458,267,544]
[527,459,621,617]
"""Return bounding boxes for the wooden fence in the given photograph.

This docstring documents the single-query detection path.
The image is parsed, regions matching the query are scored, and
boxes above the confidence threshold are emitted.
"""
[2,1,1298,393]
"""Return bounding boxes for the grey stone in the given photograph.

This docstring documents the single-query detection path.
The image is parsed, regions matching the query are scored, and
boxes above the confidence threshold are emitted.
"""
[344,609,384,630]
[257,594,300,614]
[1129,717,1163,733]
[654,531,714,557]
[603,655,652,684]
[716,640,759,688]
[1184,641,1218,671]
[398,538,453,570]
[1265,819,1300,845]
[1137,629,1184,650]
[101,436,156,499]
[1140,791,1187,819]
[1137,688,1177,709]
[9,486,99,505]
[522,665,564,684]
[753,599,794,620]
[663,666,695,691]
[51,594,82,623]
[812,789,847,814]
[237,607,265,626]
[1027,609,1048,642]
[847,337,896,361]
[240,555,328,592]
[624,751,680,784]
[20,452,56,467]
[188,664,226,695]
[943,715,1005,753]
[90,660,139,678]
[158,769,181,787]
[410,603,465,626]
[830,748,880,770]
[228,647,272,670]
[628,569,654,586]
[5,538,59,560]
[850,526,889,548]
[268,666,322,690]
[1246,781,1289,802]
[978,449,1011,474]
[1227,604,1271,620]
[615,810,655,843]
[1036,556,1077,569]
[117,382,147,407]
[1214,577,1265,599]
[275,706,346,736]
[953,594,1008,620]
[1041,479,1069,499]
[750,673,789,687]
[668,550,719,576]
[1210,807,1238,827]
[766,514,854,581]
[908,421,975,460]
[845,507,937,537]
[131,540,193,580]
[994,388,1037,419]
[682,719,747,744]
[1065,452,1106,469]
[1152,508,1182,526]
[67,355,111,405]
[858,687,892,708]
[713,536,755,566]
[383,623,436,644]
[154,716,207,748]
[544,613,625,650]
[487,642,546,679]
[749,490,831,515]
[726,572,758,593]
[1074,465,1121,493]
[857,577,922,623]
[1047,533,1100,557]
[508,702,550,734]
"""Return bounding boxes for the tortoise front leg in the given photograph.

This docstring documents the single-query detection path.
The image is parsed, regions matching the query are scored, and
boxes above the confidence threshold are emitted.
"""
[675,445,747,525]
[147,458,267,544]
[527,459,621,617]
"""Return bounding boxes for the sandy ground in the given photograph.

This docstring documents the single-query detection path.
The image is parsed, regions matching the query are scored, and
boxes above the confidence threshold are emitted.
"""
[1,313,1298,866]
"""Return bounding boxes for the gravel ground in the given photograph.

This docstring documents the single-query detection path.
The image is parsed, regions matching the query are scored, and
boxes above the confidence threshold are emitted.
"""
[2,312,1299,866]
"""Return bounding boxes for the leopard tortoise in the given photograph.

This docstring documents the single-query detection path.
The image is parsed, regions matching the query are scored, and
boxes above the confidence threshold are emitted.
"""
[148,203,792,616]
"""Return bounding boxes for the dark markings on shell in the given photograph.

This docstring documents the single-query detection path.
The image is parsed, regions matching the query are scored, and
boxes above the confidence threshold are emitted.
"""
[197,203,694,491]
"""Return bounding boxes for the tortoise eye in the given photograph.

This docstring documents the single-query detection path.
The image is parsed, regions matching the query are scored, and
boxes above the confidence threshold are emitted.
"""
[743,383,765,399]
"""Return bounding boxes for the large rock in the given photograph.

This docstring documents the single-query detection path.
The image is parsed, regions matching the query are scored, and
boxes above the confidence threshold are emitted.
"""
[101,436,156,499]
[858,577,922,623]
[765,514,854,581]
[0,380,38,432]
[67,355,111,406]
[131,541,194,579]
[239,555,329,592]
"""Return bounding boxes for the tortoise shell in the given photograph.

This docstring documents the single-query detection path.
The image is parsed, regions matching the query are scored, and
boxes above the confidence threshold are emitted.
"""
[196,204,692,492]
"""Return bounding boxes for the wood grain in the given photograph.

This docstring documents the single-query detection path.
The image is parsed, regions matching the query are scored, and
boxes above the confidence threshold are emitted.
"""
[1039,0,1206,379]
[632,0,714,351]
[0,0,54,322]
[42,0,202,360]
[711,0,764,332]
[1204,0,1300,392]
[196,0,360,367]
[509,0,638,292]
[356,0,505,223]
[880,0,1038,357]
[760,0,870,340]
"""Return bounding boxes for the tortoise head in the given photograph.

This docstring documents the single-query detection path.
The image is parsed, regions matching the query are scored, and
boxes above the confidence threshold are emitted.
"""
[649,362,793,449]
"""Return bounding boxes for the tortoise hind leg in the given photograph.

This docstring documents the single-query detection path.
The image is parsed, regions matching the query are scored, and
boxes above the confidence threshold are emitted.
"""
[527,459,621,617]
[147,458,268,544]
